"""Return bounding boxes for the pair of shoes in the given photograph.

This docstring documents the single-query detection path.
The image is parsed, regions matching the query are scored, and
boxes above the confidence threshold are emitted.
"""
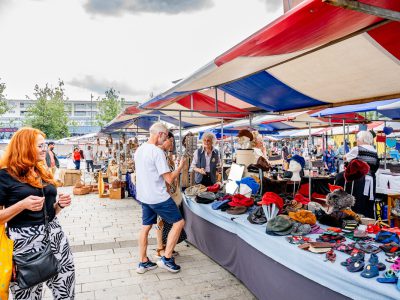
[341,252,365,266]
[157,256,181,273]
[136,258,158,274]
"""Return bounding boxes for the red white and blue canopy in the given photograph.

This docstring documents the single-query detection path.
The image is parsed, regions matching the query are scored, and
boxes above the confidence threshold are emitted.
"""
[140,0,400,112]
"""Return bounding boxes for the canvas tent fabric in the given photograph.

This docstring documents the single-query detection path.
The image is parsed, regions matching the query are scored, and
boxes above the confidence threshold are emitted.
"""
[140,0,400,112]
[310,99,400,117]
[377,100,400,120]
[103,92,250,133]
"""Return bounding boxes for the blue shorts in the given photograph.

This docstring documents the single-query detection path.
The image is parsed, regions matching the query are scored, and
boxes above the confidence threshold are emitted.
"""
[142,198,183,226]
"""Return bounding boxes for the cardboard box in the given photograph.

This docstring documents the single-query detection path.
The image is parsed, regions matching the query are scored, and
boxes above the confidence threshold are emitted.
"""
[60,169,82,186]
[109,187,125,200]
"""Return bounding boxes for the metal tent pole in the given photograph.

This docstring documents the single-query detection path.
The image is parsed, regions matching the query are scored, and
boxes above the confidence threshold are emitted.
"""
[308,122,312,201]
[179,111,182,156]
[384,120,387,170]
[221,119,224,182]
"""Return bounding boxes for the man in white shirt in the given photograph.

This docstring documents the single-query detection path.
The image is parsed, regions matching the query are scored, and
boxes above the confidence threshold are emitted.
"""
[84,145,94,172]
[134,122,186,274]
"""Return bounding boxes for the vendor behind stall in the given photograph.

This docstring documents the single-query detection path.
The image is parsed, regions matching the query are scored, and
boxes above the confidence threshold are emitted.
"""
[190,132,220,186]
[336,131,379,218]
[323,141,337,174]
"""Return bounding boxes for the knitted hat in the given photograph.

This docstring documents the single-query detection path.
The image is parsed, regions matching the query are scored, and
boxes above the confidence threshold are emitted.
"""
[288,210,317,225]
[237,129,254,141]
[289,155,305,169]
[326,190,355,210]
[344,159,370,182]
[258,192,284,210]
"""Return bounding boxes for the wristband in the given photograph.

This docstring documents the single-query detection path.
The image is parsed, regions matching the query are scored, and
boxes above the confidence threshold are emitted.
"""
[57,202,65,209]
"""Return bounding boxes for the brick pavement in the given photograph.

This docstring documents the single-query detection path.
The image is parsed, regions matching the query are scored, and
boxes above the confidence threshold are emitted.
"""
[41,187,255,300]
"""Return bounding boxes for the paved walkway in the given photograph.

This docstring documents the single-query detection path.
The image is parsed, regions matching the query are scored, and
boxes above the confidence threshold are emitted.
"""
[42,187,255,300]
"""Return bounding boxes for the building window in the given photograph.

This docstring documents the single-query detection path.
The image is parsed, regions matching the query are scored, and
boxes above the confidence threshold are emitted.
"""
[74,111,87,116]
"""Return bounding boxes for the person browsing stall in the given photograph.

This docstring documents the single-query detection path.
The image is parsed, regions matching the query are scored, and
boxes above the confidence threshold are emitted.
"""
[0,127,74,299]
[190,132,220,186]
[45,141,60,175]
[134,122,186,274]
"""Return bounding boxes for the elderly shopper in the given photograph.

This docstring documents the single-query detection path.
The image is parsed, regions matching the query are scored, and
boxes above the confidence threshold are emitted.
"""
[134,122,186,273]
[336,131,379,218]
[190,132,220,186]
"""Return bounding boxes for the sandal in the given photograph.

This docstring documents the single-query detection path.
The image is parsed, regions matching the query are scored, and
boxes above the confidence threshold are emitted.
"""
[341,252,365,267]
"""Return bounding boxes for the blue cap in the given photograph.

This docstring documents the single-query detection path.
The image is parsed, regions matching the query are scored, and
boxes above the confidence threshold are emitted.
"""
[290,155,305,169]
[211,199,230,210]
[236,177,260,195]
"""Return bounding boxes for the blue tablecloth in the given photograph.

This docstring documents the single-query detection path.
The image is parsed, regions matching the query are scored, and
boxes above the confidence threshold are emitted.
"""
[184,196,399,300]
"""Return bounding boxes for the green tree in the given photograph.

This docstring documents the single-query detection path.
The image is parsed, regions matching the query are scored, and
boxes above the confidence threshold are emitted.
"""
[24,80,70,139]
[96,88,125,127]
[0,78,10,116]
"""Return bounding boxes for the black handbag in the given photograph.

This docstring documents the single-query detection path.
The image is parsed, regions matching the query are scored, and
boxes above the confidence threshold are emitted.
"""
[13,183,60,289]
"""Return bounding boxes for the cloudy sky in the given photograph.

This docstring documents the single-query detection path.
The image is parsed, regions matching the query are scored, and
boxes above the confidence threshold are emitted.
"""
[0,0,283,102]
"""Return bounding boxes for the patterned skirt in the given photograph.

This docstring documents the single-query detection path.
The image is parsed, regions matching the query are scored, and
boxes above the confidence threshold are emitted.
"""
[8,217,75,300]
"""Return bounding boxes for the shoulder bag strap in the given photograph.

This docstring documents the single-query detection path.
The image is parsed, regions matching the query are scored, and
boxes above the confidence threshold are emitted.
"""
[39,179,51,237]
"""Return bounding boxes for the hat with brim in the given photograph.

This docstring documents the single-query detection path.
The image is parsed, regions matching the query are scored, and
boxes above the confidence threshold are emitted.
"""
[211,199,230,210]
[185,184,207,197]
[226,206,247,215]
[265,216,294,236]
[237,129,254,141]
[247,206,267,225]
[196,192,216,204]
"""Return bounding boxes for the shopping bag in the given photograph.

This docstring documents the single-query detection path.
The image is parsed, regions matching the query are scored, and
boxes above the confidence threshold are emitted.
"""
[0,224,13,300]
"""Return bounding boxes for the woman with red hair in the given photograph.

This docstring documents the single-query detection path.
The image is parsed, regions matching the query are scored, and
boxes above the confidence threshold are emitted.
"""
[0,127,75,299]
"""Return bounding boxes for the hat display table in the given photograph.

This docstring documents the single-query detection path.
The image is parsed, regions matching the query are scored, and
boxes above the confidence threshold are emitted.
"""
[183,195,399,300]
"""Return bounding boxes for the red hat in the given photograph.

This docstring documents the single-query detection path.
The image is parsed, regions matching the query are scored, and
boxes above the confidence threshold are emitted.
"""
[328,184,343,192]
[344,159,370,182]
[294,193,310,205]
[228,194,254,207]
[258,192,284,210]
[298,183,309,197]
[207,183,220,193]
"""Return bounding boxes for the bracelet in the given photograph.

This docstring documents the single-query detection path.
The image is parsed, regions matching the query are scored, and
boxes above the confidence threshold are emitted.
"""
[57,202,65,209]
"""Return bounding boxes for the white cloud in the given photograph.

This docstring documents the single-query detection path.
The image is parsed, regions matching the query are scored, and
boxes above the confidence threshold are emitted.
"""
[84,0,214,16]
[0,0,283,101]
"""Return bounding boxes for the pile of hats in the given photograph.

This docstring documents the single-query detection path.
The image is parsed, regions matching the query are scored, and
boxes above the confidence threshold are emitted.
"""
[258,192,284,220]
[225,194,254,215]
[317,189,360,228]
[185,184,207,197]
[195,192,216,204]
